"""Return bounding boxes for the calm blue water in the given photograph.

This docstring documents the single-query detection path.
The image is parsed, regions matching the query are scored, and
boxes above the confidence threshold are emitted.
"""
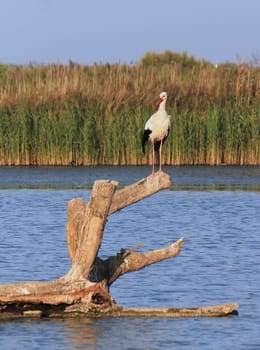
[0,166,259,350]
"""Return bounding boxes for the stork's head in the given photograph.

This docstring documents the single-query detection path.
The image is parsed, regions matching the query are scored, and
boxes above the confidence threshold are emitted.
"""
[155,91,167,109]
[160,91,167,100]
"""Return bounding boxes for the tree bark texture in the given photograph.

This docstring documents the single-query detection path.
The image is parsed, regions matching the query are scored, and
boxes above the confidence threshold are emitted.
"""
[0,172,239,319]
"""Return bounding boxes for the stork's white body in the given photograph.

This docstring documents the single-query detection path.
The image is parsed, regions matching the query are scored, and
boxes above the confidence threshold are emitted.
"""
[142,92,170,174]
[144,106,170,144]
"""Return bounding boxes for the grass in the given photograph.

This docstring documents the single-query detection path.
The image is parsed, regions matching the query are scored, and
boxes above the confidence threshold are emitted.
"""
[0,52,259,166]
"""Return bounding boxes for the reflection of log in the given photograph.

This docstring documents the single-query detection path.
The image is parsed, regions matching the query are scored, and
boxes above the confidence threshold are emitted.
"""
[0,172,239,319]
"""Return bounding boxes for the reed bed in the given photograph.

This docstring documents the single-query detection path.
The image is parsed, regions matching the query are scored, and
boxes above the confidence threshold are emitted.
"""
[0,52,259,166]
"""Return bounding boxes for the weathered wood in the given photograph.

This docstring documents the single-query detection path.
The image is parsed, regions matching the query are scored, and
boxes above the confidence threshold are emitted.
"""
[107,238,184,285]
[111,304,239,318]
[64,180,118,281]
[0,238,184,302]
[0,303,239,320]
[109,172,172,214]
[66,171,172,263]
[66,198,85,262]
[0,172,239,320]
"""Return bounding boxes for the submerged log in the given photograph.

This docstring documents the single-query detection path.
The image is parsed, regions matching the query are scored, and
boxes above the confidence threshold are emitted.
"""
[0,172,238,319]
[112,304,239,318]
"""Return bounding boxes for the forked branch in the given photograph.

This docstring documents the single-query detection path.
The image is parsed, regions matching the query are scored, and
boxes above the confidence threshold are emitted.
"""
[66,172,172,263]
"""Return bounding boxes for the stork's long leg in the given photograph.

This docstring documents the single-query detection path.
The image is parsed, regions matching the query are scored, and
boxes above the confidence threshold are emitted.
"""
[152,140,155,175]
[159,139,163,172]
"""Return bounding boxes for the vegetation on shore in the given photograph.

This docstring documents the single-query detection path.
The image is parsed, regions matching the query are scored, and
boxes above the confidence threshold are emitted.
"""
[0,51,259,166]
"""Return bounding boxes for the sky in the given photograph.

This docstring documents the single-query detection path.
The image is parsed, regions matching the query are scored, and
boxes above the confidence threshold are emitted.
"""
[0,0,259,66]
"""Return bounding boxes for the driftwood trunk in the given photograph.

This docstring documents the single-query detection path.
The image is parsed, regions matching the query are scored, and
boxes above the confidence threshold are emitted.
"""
[0,172,238,319]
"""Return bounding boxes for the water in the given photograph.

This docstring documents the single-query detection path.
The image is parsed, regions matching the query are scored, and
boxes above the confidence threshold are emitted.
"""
[0,166,259,350]
[0,165,260,190]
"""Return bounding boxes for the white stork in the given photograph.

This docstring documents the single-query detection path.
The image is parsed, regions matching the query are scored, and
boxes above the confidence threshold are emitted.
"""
[142,91,170,175]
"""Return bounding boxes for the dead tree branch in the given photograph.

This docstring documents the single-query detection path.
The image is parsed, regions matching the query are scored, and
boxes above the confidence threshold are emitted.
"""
[0,172,238,319]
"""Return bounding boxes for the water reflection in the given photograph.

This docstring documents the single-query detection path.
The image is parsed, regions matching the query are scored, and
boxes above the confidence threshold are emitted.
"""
[0,318,99,350]
[63,318,99,349]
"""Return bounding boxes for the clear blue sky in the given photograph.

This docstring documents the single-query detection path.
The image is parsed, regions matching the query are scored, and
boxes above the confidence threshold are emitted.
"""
[1,0,259,65]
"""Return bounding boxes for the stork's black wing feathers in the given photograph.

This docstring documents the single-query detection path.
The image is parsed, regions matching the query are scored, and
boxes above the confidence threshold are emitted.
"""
[142,129,152,154]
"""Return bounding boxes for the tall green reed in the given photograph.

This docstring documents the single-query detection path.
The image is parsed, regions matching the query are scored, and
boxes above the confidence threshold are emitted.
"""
[0,54,259,166]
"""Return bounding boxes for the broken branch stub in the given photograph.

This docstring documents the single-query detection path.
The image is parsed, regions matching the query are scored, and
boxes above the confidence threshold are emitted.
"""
[65,180,118,282]
[108,238,184,285]
[109,171,172,214]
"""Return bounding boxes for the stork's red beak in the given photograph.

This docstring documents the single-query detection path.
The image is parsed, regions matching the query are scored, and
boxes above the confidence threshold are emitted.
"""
[155,97,163,110]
